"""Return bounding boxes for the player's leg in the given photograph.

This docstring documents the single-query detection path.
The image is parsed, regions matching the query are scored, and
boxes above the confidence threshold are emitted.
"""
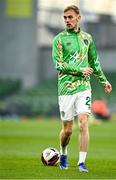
[59,120,73,169]
[76,90,91,172]
[58,94,75,169]
[60,120,73,155]
[78,114,89,172]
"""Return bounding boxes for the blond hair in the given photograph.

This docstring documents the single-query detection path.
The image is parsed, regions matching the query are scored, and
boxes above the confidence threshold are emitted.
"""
[64,5,80,15]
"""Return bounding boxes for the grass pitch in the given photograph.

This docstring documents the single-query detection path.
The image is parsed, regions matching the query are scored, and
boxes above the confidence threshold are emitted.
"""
[0,118,116,179]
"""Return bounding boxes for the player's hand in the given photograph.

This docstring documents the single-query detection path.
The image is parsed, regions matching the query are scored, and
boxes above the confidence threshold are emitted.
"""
[105,82,112,94]
[83,67,93,76]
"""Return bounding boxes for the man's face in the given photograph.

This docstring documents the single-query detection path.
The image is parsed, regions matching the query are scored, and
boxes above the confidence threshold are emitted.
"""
[64,10,81,30]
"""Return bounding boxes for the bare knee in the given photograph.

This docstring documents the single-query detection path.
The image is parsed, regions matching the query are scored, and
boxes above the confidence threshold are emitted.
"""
[62,121,73,137]
[78,114,89,132]
[64,129,72,137]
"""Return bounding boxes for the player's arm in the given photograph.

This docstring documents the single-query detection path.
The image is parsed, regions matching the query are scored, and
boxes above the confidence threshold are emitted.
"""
[88,37,112,93]
[88,37,107,85]
[52,37,83,76]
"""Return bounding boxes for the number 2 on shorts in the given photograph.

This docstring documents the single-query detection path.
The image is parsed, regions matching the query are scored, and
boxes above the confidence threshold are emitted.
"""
[85,96,91,106]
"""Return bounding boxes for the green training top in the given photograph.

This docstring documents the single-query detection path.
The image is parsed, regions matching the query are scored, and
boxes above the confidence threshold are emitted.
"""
[52,28,108,95]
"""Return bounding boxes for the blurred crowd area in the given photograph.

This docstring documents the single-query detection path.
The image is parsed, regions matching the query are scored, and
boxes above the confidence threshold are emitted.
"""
[0,0,116,118]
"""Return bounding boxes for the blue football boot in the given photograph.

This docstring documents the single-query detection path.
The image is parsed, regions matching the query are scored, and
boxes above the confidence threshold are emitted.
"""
[59,154,68,170]
[78,162,88,173]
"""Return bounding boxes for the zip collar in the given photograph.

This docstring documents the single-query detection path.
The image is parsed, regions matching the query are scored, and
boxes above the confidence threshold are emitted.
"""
[65,27,81,34]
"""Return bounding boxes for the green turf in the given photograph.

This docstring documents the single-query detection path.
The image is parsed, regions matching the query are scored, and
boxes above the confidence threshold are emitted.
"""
[0,119,116,179]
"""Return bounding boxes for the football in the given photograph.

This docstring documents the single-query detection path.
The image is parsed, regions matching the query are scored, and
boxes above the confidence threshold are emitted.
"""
[41,147,60,166]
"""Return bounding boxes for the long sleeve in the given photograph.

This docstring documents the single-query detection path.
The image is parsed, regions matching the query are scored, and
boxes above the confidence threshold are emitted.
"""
[51,30,94,95]
[88,37,108,86]
[52,37,83,76]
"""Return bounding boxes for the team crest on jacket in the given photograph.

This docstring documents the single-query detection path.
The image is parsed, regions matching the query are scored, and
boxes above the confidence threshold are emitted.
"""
[84,39,88,45]
[67,42,71,46]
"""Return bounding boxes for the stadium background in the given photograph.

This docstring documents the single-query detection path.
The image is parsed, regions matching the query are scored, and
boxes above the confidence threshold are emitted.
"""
[0,0,116,117]
[0,0,116,179]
